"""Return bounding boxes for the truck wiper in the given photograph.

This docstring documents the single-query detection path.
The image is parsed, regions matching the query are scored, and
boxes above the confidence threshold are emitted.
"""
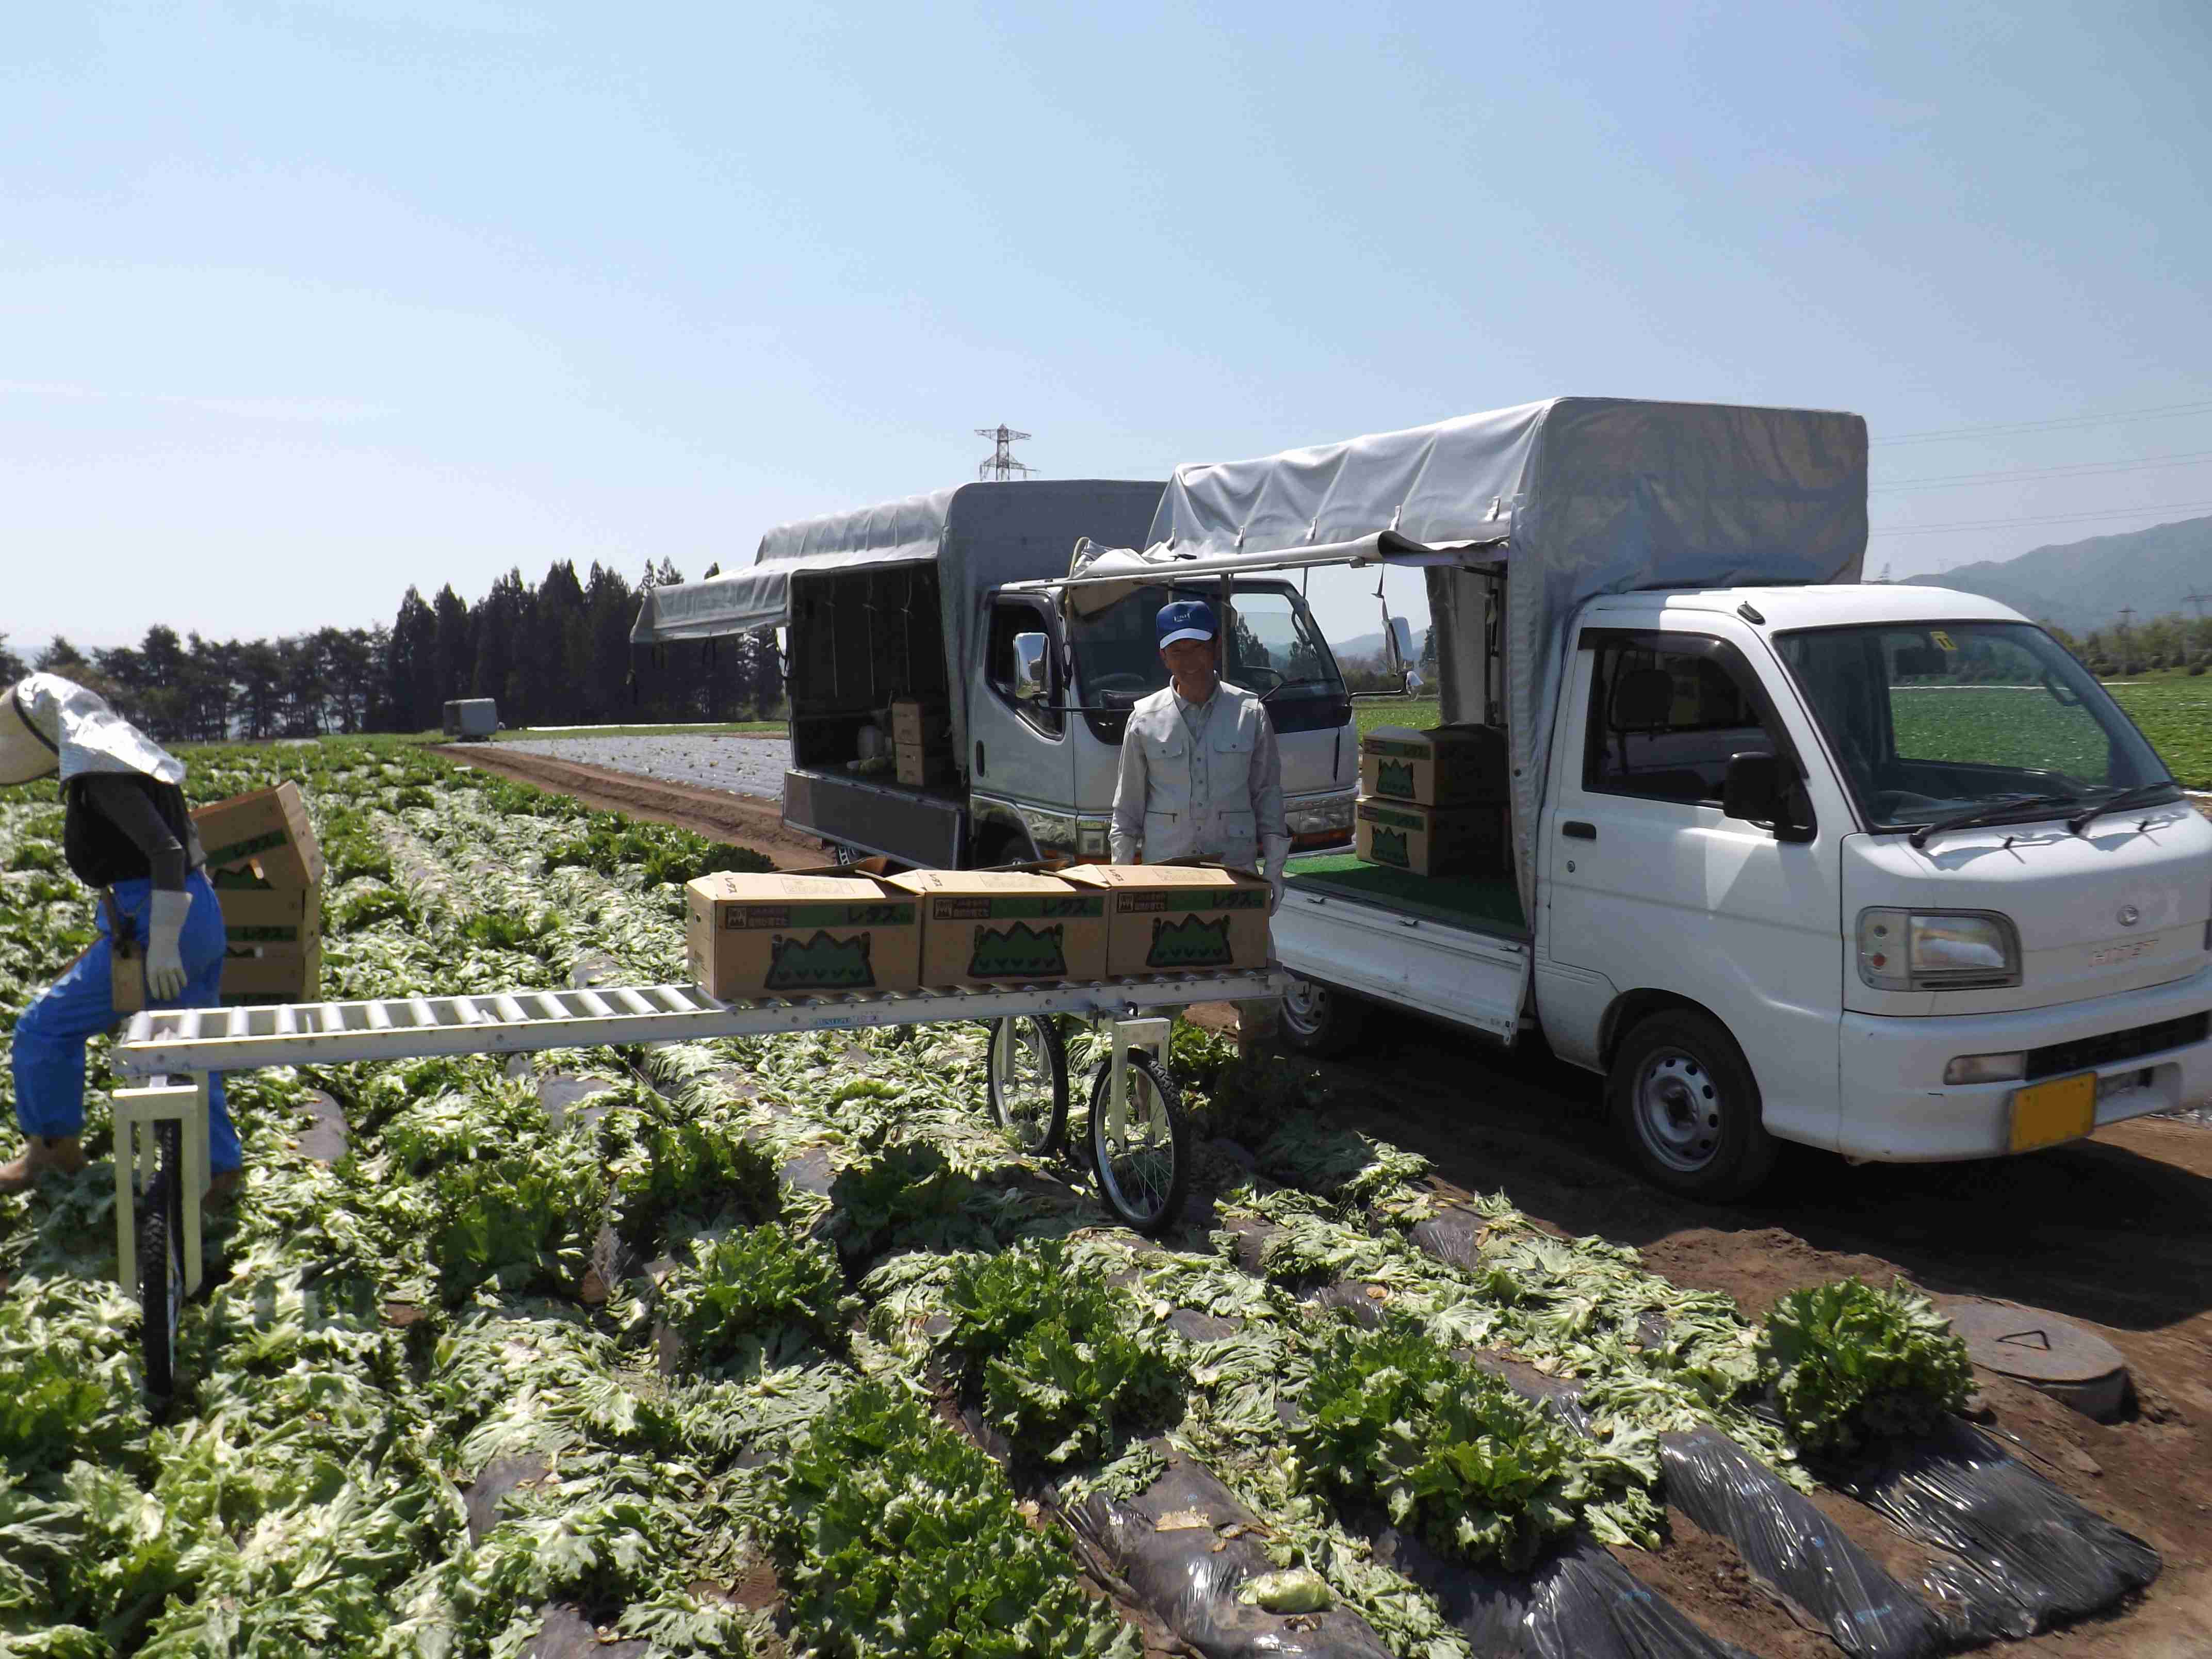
[1908,793,2079,849]
[2067,782,2184,835]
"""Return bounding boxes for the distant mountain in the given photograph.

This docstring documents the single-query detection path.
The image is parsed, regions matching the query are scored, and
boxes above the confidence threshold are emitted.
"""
[1900,514,2212,631]
[1332,617,1414,661]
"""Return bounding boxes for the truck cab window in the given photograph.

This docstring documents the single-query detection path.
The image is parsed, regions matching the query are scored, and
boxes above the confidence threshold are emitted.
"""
[987,600,1061,736]
[1585,637,1776,804]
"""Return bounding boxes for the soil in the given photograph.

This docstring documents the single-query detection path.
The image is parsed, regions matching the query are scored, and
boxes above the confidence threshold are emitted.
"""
[433,744,826,868]
[1276,1002,2212,1657]
[427,752,2212,1654]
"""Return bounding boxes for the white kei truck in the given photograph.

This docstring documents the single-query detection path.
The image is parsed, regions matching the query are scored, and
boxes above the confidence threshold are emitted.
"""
[628,480,1362,869]
[1062,397,2212,1198]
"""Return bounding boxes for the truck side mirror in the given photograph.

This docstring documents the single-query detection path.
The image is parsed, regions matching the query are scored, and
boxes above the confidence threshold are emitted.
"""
[1013,632,1050,702]
[1722,752,1784,825]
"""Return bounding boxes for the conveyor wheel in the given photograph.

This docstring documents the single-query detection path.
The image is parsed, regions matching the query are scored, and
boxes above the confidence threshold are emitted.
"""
[1088,1047,1188,1235]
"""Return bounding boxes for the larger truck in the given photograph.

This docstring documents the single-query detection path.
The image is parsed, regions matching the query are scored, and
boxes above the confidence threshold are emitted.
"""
[629,480,1362,868]
[1057,398,2212,1197]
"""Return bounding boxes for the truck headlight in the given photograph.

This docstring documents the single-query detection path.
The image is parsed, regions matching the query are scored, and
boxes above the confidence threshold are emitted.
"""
[1943,1051,2027,1084]
[1856,908,2021,991]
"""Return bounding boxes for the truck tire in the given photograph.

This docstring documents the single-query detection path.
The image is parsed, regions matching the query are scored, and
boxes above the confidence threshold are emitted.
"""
[1279,971,1369,1058]
[1609,1009,1777,1200]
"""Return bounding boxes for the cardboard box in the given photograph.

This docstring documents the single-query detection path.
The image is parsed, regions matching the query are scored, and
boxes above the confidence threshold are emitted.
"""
[110,886,322,1013]
[887,869,1109,986]
[1355,798,1508,877]
[1359,724,1508,807]
[889,699,948,748]
[218,885,321,949]
[894,741,953,788]
[1059,864,1272,977]
[193,782,324,888]
[686,871,920,1001]
[218,941,322,1003]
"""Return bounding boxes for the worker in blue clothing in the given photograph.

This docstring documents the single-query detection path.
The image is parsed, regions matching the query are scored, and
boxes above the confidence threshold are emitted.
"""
[0,675,239,1196]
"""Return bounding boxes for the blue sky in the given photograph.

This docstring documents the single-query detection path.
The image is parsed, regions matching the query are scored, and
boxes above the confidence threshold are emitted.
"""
[5,1,2207,654]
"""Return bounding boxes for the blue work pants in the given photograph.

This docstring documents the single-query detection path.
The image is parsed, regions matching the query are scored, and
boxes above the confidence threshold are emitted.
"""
[10,870,239,1173]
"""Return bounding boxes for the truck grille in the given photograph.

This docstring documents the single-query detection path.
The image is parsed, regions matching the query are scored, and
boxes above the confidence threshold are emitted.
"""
[2026,1012,2210,1081]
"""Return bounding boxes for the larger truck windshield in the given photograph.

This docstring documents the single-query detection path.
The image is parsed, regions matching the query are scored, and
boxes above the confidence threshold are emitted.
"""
[1776,621,2177,833]
[1068,581,1346,739]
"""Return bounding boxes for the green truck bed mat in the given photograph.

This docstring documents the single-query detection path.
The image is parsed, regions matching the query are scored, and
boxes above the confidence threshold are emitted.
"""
[1286,853,1528,938]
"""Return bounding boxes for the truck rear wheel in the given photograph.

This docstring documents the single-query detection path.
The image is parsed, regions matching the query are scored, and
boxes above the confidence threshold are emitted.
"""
[1279,972,1369,1058]
[1609,1009,1777,1200]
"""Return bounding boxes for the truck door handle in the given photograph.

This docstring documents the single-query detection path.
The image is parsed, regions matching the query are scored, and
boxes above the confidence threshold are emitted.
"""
[975,741,985,776]
[1563,821,1596,840]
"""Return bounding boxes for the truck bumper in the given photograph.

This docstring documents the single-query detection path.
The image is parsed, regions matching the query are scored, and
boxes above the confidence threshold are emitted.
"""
[1837,962,2212,1161]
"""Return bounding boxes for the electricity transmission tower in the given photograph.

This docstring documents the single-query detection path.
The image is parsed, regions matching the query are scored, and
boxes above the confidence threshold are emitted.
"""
[2184,590,2212,619]
[976,425,1038,481]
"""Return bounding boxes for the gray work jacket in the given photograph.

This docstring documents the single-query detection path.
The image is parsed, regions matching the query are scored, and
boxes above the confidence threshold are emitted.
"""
[1109,679,1287,872]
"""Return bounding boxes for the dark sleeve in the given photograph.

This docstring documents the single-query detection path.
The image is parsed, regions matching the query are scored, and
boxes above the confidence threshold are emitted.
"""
[80,774,189,891]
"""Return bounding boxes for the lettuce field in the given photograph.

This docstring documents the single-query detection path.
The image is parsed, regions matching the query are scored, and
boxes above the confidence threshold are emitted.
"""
[0,740,2159,1656]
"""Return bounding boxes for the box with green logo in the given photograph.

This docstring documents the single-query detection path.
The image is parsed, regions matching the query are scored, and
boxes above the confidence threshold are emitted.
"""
[1358,724,1507,806]
[887,869,1109,986]
[686,871,920,1001]
[191,780,325,888]
[1355,798,1507,878]
[1058,864,1271,977]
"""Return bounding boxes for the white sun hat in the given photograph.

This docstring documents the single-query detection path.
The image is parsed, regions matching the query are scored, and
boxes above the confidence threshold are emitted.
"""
[0,674,186,787]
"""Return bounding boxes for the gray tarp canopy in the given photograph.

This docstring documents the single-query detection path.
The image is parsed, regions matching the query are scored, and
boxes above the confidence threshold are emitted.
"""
[630,479,1163,760]
[1142,397,1869,915]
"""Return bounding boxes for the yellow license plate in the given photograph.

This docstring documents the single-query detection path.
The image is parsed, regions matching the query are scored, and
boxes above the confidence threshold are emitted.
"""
[2009,1071,2096,1153]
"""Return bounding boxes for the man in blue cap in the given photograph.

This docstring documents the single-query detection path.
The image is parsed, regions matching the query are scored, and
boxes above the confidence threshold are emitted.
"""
[1110,597,1290,911]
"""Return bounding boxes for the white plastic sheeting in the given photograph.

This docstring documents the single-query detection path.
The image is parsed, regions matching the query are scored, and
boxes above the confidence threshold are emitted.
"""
[630,480,1163,760]
[1147,398,1869,915]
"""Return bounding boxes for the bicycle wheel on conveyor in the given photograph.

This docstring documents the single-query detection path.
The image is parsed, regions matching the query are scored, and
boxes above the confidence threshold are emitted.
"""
[985,1014,1069,1155]
[1087,1047,1188,1236]
[138,1118,185,1403]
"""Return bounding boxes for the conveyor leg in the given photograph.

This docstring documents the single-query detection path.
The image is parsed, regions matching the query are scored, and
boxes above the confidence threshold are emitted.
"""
[112,1077,208,1298]
[1103,1016,1171,1142]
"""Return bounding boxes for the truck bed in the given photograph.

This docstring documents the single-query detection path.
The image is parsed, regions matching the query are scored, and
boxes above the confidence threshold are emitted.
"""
[782,766,966,867]
[1277,853,1532,1043]
[1284,853,1527,939]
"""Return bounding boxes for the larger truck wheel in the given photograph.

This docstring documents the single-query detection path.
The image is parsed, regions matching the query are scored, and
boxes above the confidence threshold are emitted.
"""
[1609,1009,1777,1200]
[1278,971,1369,1057]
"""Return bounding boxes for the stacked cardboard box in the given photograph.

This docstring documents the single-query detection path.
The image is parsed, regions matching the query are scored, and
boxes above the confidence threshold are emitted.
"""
[890,697,954,788]
[1355,725,1509,877]
[113,780,326,1012]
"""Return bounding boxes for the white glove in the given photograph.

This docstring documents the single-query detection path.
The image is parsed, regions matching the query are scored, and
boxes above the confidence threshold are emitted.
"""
[145,889,191,1002]
[1262,837,1290,916]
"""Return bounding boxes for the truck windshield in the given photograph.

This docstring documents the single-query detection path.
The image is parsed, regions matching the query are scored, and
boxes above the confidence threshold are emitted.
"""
[1068,581,1346,711]
[1774,621,2176,833]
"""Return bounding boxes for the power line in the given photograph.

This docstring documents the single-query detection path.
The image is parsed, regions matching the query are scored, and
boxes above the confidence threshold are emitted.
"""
[1872,399,2212,446]
[1872,448,2212,492]
[1868,498,2212,536]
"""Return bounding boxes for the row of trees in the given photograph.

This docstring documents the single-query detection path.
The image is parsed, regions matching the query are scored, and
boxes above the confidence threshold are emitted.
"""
[0,561,781,746]
[2051,613,2212,677]
[8,590,2205,749]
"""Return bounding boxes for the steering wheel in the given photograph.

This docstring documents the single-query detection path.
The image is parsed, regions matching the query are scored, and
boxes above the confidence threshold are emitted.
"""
[1084,672,1154,702]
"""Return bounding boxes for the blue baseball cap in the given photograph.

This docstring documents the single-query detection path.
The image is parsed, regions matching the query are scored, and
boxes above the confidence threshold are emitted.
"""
[1157,599,1217,648]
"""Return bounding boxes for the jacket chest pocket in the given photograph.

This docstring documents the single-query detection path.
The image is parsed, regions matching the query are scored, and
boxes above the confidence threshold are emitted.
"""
[1210,724,1255,793]
[1143,731,1191,811]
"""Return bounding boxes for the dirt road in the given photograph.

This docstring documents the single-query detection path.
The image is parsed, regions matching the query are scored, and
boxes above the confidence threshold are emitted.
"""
[436,743,827,868]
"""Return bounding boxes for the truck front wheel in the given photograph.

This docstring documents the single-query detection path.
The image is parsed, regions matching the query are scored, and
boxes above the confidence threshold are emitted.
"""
[1608,1009,1777,1200]
[1279,972,1369,1058]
